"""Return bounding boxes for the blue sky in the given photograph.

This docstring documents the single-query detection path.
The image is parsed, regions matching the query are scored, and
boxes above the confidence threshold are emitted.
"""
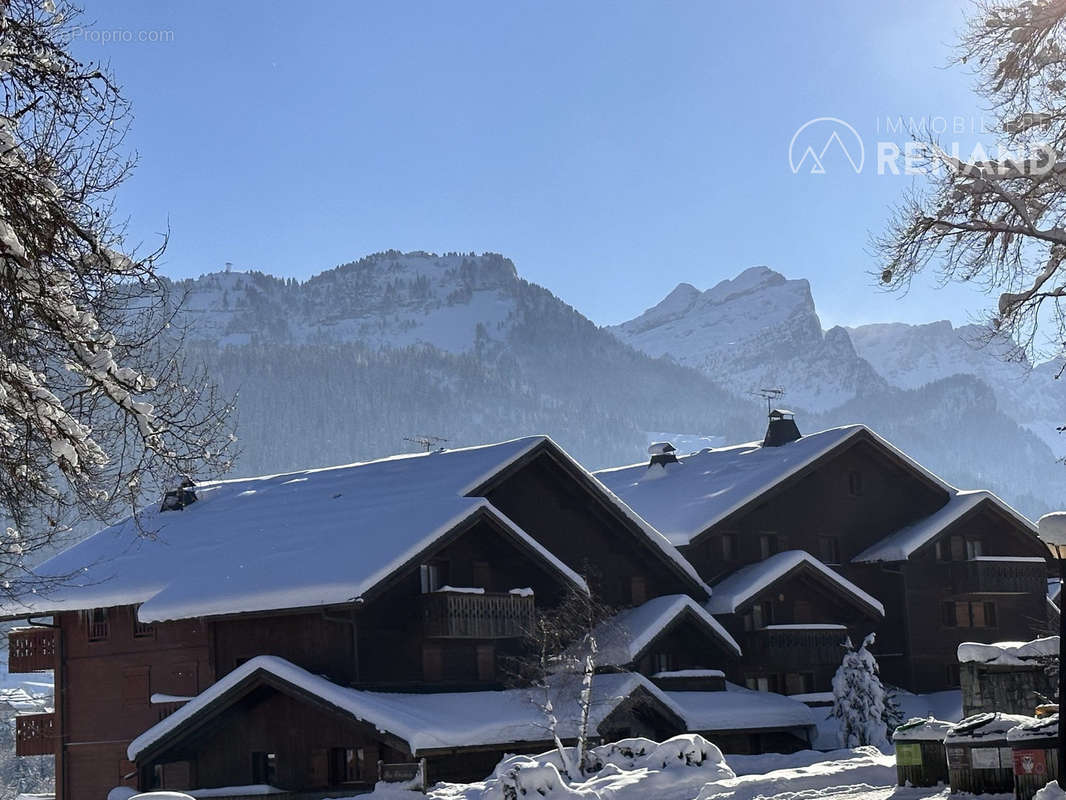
[75,0,986,328]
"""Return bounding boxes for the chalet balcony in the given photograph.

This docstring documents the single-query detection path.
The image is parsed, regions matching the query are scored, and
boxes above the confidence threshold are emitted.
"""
[744,625,850,670]
[950,558,1047,595]
[9,627,57,673]
[15,712,55,756]
[422,590,535,639]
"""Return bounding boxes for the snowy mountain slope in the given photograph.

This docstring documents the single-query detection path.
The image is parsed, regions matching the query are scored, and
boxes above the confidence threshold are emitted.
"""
[159,253,1065,517]
[609,265,1066,515]
[168,252,761,478]
[175,251,520,352]
[609,267,888,412]
[847,321,1066,458]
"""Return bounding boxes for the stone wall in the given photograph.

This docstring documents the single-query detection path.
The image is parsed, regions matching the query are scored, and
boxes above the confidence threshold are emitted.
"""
[960,661,1057,717]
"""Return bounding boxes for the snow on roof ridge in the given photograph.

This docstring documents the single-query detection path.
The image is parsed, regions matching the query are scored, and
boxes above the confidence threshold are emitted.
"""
[199,434,550,491]
[591,594,742,665]
[706,550,885,617]
[852,488,1038,564]
[595,425,914,546]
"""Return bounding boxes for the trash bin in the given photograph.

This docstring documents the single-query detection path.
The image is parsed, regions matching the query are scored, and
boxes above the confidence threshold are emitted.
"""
[1008,714,1060,800]
[892,717,954,787]
[945,713,1035,795]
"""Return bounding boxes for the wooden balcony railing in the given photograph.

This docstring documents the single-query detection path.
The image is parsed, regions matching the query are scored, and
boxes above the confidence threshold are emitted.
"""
[744,626,849,669]
[15,712,55,756]
[9,627,57,673]
[950,558,1047,595]
[422,591,535,639]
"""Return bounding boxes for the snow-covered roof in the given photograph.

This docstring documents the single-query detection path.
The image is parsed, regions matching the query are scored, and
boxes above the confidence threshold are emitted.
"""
[705,550,884,617]
[1,437,595,622]
[1006,714,1058,742]
[595,425,951,546]
[592,594,742,665]
[666,684,816,733]
[957,636,1059,666]
[892,717,954,742]
[127,656,686,760]
[653,669,725,679]
[853,490,1039,563]
[945,713,1035,744]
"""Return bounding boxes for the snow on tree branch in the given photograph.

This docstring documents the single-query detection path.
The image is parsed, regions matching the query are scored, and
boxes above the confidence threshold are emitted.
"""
[0,0,236,591]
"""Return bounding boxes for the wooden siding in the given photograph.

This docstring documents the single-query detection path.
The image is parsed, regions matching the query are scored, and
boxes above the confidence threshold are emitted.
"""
[483,449,697,606]
[15,712,56,756]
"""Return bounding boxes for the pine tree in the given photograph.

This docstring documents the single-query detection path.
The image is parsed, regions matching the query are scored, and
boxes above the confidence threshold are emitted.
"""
[831,633,890,749]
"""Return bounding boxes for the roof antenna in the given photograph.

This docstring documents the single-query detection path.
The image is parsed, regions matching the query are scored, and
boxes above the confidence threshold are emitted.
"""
[404,434,449,453]
[752,387,785,418]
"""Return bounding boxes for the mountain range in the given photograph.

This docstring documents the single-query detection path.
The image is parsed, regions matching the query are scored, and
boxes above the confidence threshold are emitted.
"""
[166,251,1066,519]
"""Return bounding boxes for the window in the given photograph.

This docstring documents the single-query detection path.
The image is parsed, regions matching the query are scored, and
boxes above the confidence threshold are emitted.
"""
[785,672,815,695]
[943,600,997,628]
[759,533,779,559]
[946,663,961,687]
[629,575,647,606]
[966,539,984,560]
[122,666,150,706]
[472,560,492,589]
[329,747,362,783]
[419,562,446,593]
[653,652,676,674]
[721,533,738,561]
[941,601,957,627]
[87,607,109,642]
[745,599,774,630]
[745,675,779,693]
[251,752,278,785]
[818,535,840,564]
[476,644,495,681]
[847,470,863,496]
[422,644,443,682]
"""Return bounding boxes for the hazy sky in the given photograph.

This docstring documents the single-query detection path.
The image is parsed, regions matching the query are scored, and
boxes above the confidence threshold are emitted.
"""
[75,0,988,329]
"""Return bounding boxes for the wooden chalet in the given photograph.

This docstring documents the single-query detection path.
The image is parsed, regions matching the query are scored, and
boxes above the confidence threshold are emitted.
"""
[596,414,1052,694]
[0,436,725,800]
[3,419,1050,799]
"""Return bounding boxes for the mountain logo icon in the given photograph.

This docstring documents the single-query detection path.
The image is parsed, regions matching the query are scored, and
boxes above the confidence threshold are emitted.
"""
[788,117,865,174]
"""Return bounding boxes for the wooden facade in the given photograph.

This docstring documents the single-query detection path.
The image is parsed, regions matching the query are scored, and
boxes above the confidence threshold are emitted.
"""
[675,430,1051,692]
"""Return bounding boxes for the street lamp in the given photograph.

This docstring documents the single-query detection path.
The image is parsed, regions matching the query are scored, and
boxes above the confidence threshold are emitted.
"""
[1037,512,1066,781]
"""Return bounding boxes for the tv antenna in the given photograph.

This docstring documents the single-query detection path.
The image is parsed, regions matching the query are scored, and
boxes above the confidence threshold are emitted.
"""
[404,434,449,453]
[752,387,785,416]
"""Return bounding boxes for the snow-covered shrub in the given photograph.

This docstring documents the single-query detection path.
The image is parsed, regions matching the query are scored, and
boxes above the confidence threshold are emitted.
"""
[831,633,890,750]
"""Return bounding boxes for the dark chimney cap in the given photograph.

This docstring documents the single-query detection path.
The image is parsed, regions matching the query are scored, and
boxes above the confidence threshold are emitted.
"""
[647,441,679,468]
[160,477,197,512]
[763,411,801,447]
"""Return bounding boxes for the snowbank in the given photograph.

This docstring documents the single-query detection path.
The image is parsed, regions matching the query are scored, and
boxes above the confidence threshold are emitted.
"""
[957,637,1059,665]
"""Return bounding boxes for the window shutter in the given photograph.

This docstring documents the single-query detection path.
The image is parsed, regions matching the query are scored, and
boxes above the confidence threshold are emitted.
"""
[422,644,443,681]
[476,644,495,681]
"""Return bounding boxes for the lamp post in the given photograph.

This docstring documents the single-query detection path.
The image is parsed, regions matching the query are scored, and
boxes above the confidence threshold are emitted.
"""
[1037,512,1066,782]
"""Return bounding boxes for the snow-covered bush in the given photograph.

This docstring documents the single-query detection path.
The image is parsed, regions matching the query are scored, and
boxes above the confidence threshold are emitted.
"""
[831,633,890,750]
[480,735,734,800]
